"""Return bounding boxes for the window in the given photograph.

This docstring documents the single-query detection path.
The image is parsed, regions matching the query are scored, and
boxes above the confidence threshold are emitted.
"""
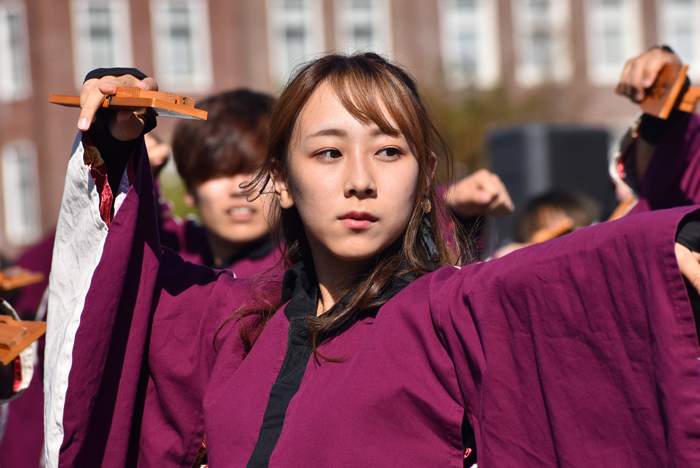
[440,0,500,90]
[151,0,213,92]
[71,0,133,88]
[512,0,573,87]
[658,0,700,79]
[585,0,643,85]
[1,141,40,246]
[0,1,31,102]
[335,0,391,56]
[267,0,325,84]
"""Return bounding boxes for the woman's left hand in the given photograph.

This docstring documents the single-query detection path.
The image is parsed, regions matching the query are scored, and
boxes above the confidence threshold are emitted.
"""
[676,243,700,293]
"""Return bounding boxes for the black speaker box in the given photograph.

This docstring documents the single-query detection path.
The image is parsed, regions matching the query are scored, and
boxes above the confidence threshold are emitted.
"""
[487,123,616,251]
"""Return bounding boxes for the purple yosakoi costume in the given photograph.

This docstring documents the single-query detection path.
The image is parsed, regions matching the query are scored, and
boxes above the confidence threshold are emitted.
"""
[44,125,700,468]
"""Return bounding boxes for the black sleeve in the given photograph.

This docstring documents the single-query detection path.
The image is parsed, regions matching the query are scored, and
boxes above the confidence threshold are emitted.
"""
[676,212,700,252]
[83,67,156,194]
[639,110,685,145]
[638,44,691,144]
[84,67,148,83]
[87,110,156,196]
[0,360,15,401]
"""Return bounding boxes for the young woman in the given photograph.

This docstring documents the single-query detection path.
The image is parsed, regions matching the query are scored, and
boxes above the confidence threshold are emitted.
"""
[46,50,700,467]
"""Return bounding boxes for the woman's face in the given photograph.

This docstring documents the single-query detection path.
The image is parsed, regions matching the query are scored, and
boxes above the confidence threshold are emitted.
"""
[187,173,273,246]
[279,81,421,268]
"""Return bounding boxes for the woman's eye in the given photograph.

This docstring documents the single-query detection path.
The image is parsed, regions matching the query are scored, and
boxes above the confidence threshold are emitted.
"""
[377,147,403,158]
[316,149,342,159]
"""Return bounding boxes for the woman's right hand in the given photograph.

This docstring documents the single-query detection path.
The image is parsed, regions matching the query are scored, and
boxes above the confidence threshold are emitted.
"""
[78,74,159,141]
[616,46,681,103]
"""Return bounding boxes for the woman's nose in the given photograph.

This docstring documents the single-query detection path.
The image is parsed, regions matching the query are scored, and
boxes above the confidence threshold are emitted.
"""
[344,155,377,198]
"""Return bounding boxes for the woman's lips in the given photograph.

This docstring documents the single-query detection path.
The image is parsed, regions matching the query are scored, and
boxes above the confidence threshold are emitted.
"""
[227,206,255,221]
[339,211,378,229]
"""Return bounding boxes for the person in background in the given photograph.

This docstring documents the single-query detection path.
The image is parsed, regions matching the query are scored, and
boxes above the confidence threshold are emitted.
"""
[497,46,700,258]
[158,90,282,277]
[494,190,599,258]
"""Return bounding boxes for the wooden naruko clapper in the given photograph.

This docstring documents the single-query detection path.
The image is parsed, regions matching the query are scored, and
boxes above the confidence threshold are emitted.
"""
[632,63,700,119]
[50,86,208,120]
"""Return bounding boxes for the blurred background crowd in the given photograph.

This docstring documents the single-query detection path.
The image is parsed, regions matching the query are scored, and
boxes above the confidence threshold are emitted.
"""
[0,0,698,258]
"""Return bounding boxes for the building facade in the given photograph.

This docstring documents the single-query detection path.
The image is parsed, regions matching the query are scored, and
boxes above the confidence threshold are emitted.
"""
[0,0,697,255]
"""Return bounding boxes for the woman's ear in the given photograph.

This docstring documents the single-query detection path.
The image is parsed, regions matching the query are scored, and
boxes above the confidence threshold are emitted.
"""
[426,152,438,188]
[184,188,197,208]
[273,171,295,209]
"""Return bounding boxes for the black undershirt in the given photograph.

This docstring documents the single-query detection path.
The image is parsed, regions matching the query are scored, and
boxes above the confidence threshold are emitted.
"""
[245,261,317,468]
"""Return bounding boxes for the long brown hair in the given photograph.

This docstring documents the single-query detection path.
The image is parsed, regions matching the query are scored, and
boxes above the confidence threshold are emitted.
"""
[230,53,466,354]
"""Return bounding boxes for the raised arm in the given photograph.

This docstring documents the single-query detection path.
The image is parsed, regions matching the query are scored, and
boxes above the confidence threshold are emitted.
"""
[613,47,700,213]
[45,69,195,467]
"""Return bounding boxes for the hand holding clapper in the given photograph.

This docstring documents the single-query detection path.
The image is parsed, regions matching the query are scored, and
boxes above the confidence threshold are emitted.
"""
[50,86,208,121]
[618,63,700,119]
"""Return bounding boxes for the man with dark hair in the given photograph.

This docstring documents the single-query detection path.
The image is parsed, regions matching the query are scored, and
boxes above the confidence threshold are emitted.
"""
[162,89,281,276]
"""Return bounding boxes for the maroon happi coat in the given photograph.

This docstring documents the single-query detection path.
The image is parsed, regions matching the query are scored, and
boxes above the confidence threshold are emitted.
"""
[45,131,700,468]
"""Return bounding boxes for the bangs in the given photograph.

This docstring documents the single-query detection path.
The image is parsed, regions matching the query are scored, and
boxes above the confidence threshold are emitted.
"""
[202,148,259,179]
[189,131,265,186]
[325,62,427,158]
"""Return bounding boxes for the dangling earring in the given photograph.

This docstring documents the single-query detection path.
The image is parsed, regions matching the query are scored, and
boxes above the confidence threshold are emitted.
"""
[419,195,440,262]
[420,195,432,214]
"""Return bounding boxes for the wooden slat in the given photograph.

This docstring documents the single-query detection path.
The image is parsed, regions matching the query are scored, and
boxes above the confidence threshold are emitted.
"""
[0,316,46,366]
[0,267,44,291]
[616,63,700,119]
[679,86,700,114]
[529,217,575,244]
[49,86,208,120]
[639,64,689,119]
[607,195,637,222]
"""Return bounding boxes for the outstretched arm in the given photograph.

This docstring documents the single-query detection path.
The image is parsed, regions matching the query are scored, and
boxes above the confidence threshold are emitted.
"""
[429,206,700,466]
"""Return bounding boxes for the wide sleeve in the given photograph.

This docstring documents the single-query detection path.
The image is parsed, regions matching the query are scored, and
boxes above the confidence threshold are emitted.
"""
[44,132,258,468]
[428,206,700,466]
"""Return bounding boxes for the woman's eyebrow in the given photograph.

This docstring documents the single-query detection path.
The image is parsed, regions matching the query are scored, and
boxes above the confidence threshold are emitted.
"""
[369,127,398,137]
[307,127,400,139]
[308,128,347,138]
